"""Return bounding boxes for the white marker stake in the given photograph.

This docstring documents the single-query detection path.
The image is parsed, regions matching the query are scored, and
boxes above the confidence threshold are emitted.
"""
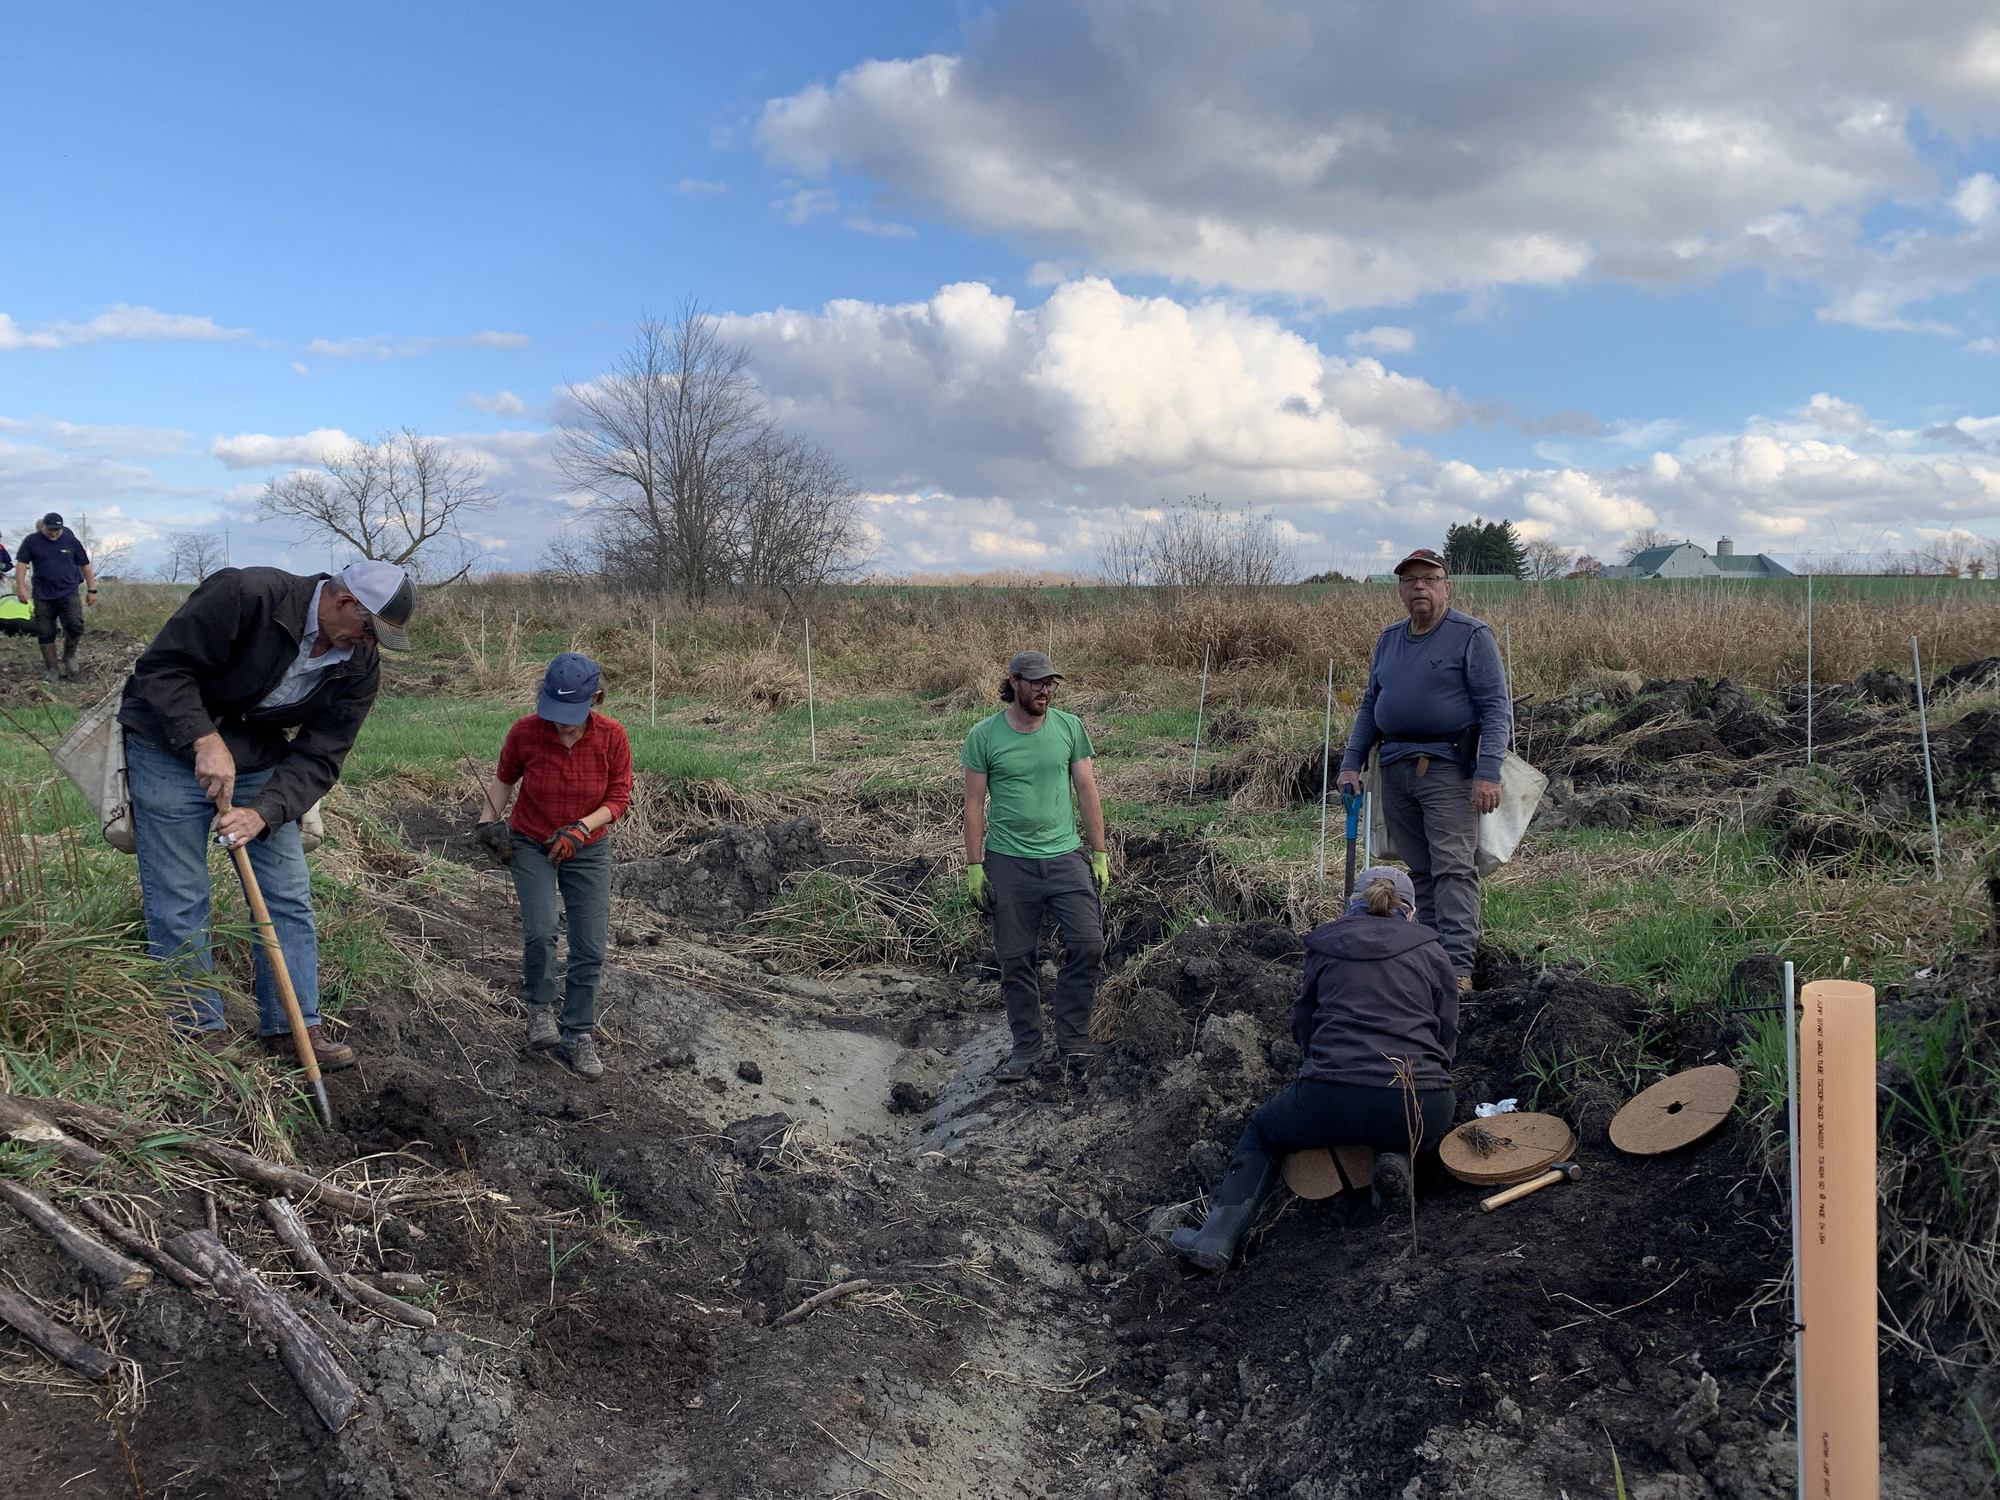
[1318,657,1333,882]
[1504,620,1516,752]
[480,605,487,669]
[1914,635,1942,881]
[1188,645,1210,801]
[804,616,819,765]
[1805,574,1814,766]
[650,616,658,728]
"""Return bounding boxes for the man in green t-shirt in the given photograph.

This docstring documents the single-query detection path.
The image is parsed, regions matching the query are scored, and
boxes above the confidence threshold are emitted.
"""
[961,650,1111,1082]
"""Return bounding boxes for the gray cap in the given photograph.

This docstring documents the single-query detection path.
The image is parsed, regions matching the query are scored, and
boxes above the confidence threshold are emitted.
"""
[1007,650,1061,680]
[1352,865,1416,910]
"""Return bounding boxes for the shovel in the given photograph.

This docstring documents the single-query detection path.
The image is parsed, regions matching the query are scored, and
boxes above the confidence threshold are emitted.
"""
[1341,789,1363,902]
[218,835,333,1128]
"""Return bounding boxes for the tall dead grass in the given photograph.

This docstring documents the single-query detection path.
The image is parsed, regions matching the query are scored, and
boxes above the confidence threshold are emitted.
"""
[396,578,2000,710]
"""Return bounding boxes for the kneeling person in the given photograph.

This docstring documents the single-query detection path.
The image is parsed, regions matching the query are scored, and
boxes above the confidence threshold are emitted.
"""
[477,653,633,1082]
[1172,867,1459,1271]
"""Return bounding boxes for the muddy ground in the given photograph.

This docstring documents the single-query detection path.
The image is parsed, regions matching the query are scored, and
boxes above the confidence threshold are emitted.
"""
[4,661,1999,1497]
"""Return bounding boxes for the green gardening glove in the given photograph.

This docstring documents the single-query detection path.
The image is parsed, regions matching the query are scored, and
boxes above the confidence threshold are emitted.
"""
[1089,849,1111,897]
[966,863,990,913]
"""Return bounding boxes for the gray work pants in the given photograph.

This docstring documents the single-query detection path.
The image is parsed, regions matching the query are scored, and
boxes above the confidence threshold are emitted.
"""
[510,833,613,1038]
[1380,756,1480,976]
[986,848,1104,1057]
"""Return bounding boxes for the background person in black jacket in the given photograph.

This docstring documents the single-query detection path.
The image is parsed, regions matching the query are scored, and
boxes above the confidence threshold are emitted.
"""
[119,561,416,1064]
[16,512,96,681]
[1171,866,1459,1271]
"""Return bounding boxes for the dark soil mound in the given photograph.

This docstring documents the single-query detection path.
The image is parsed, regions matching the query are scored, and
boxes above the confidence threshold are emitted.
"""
[614,814,828,923]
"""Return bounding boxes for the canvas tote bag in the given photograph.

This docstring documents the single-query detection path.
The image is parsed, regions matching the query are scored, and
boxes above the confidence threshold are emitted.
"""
[1361,743,1547,877]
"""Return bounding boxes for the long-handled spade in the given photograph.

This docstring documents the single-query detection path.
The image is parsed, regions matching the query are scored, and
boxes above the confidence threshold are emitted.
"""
[1341,789,1363,903]
[218,834,333,1128]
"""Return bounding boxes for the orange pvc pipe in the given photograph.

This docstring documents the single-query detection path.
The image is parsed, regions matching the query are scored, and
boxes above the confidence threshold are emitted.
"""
[1796,979,1878,1500]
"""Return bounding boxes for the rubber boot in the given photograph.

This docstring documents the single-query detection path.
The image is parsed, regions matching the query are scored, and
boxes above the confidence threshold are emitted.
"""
[60,638,78,679]
[38,643,59,683]
[1171,1151,1279,1272]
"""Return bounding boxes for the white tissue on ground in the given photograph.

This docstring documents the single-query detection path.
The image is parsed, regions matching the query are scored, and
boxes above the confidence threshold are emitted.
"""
[1475,1099,1519,1118]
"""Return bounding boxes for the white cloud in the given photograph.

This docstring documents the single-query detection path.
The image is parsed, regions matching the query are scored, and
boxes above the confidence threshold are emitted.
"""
[462,390,528,418]
[844,213,917,238]
[675,178,729,194]
[0,304,247,351]
[1953,172,2000,225]
[1347,326,1415,353]
[45,422,192,455]
[760,2,2000,320]
[775,188,840,225]
[209,429,354,469]
[304,331,530,359]
[290,361,310,377]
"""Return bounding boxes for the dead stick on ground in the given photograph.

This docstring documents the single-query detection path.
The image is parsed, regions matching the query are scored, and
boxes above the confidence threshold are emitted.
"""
[0,1180,152,1290]
[75,1200,212,1293]
[0,1094,378,1219]
[0,1095,113,1176]
[774,1278,874,1328]
[812,1419,915,1495]
[0,1286,117,1378]
[341,1273,436,1329]
[262,1197,358,1308]
[166,1230,359,1432]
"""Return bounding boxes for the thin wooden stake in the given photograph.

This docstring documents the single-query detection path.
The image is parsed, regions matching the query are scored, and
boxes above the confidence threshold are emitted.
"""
[650,616,658,728]
[1187,645,1210,801]
[1317,658,1333,882]
[1913,635,1943,881]
[1784,960,1804,1500]
[804,616,818,765]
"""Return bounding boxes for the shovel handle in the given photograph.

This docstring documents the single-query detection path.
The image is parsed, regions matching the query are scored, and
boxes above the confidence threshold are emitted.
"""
[227,841,330,1122]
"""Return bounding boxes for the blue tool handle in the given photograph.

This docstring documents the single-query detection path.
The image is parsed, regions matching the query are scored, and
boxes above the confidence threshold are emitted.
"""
[1342,788,1362,840]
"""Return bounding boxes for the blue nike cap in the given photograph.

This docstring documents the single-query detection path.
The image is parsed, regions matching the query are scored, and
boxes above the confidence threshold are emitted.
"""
[537,652,601,725]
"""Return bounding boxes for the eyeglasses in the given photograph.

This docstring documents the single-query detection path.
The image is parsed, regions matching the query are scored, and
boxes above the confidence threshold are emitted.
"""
[1014,677,1058,692]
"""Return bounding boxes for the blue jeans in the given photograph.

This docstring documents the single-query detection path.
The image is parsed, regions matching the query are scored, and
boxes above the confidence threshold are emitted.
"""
[509,833,611,1038]
[126,732,321,1035]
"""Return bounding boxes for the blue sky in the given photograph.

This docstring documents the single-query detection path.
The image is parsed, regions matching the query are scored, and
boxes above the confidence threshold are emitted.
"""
[6,0,2000,579]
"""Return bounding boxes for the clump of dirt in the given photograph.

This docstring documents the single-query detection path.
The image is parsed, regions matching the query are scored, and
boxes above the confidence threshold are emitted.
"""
[614,814,829,924]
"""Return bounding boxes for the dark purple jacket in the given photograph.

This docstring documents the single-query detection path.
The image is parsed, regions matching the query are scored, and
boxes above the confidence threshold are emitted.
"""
[1291,912,1460,1090]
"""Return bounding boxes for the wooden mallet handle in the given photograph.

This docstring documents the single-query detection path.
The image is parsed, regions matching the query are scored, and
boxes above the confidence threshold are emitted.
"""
[1479,1161,1581,1212]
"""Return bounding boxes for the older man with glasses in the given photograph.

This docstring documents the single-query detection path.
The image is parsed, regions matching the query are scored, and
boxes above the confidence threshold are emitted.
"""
[961,650,1111,1082]
[119,560,416,1064]
[1336,549,1512,993]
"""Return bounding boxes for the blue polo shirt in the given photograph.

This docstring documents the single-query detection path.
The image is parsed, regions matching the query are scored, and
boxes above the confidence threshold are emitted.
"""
[17,529,89,601]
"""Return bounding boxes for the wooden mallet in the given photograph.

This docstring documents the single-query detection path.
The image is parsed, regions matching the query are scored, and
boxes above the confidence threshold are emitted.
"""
[1479,1160,1581,1212]
[218,834,332,1128]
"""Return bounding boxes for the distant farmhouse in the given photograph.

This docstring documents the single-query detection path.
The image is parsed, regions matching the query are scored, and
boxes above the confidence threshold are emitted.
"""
[1601,537,1793,580]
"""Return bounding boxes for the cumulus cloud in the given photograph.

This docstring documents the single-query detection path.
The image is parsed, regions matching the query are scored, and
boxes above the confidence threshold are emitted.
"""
[0,304,247,351]
[210,429,355,469]
[760,0,2000,320]
[462,390,529,418]
[1347,326,1415,353]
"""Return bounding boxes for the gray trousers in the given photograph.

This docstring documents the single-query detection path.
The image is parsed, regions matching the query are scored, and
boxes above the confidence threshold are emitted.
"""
[986,848,1104,1057]
[1380,756,1480,975]
[509,833,612,1038]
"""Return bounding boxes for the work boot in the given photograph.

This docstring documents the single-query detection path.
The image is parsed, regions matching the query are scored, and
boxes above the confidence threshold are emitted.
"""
[60,640,78,678]
[994,1042,1054,1083]
[1170,1151,1279,1272]
[558,1032,605,1082]
[525,1006,560,1050]
[38,643,59,683]
[1372,1151,1413,1212]
[183,1027,233,1057]
[261,1026,357,1072]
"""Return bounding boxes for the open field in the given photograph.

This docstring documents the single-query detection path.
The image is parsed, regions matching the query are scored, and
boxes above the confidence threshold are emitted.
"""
[1,580,1998,1498]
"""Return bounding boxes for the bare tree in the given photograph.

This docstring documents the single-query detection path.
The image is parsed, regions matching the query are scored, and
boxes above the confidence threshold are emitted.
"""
[1914,532,1991,578]
[156,530,227,583]
[1617,526,1672,561]
[558,304,866,604]
[71,514,134,579]
[259,428,493,583]
[1092,495,1297,588]
[1521,537,1575,581]
[1565,553,1604,579]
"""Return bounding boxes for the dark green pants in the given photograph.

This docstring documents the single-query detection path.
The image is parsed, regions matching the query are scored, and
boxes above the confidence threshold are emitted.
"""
[510,832,612,1039]
[987,847,1103,1056]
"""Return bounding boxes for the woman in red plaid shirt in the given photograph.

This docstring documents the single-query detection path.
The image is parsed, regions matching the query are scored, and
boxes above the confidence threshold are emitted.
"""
[475,653,633,1081]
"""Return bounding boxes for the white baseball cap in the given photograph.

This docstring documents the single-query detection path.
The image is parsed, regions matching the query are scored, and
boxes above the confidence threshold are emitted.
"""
[338,560,417,652]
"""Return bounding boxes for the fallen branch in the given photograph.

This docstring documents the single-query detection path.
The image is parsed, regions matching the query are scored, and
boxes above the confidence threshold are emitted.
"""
[342,1273,436,1329]
[0,1286,117,1379]
[375,1271,428,1297]
[0,1095,113,1176]
[261,1198,357,1308]
[75,1199,212,1293]
[166,1230,359,1432]
[2,1094,376,1219]
[773,1278,873,1329]
[0,1180,152,1290]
